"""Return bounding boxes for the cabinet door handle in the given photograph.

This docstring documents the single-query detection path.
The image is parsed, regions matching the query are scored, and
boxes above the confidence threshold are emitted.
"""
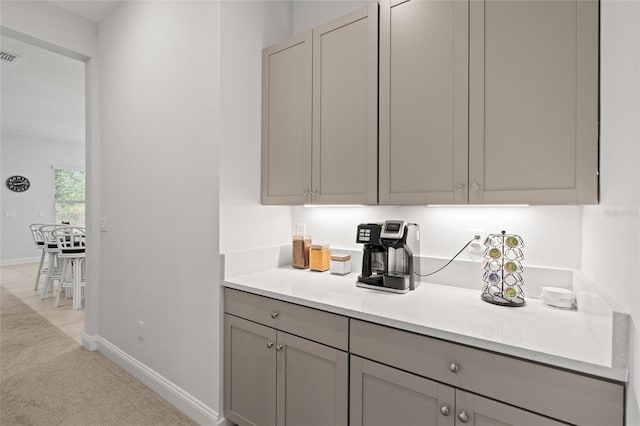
[456,184,465,192]
[440,404,450,416]
[276,344,283,351]
[449,362,460,373]
[458,411,469,423]
[470,182,480,191]
[271,311,279,319]
[266,341,274,349]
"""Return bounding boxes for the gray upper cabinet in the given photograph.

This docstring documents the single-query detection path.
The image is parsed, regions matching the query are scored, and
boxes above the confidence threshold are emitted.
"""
[263,0,598,206]
[379,0,469,205]
[469,0,599,204]
[261,4,378,205]
[261,32,312,205]
[312,4,378,204]
[380,0,598,205]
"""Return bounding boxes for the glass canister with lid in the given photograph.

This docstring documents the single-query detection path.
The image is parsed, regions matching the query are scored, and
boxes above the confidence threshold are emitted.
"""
[309,244,330,272]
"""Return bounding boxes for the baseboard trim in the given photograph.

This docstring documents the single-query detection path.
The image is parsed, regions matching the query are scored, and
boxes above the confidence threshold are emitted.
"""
[82,333,98,351]
[1,257,40,266]
[96,336,223,425]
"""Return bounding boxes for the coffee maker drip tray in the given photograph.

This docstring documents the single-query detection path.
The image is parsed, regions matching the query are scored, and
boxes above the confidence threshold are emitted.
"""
[356,281,410,294]
[356,273,412,294]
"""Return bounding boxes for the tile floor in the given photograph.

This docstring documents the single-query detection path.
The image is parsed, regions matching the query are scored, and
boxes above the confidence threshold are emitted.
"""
[1,262,85,344]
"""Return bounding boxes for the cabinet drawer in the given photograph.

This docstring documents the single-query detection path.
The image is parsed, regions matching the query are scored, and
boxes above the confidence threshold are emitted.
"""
[350,319,623,426]
[224,288,348,350]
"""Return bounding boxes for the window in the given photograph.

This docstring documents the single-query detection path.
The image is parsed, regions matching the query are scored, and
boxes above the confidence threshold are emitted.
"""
[54,168,85,225]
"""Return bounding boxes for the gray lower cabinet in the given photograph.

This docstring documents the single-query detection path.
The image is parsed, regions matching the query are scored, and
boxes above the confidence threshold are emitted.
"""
[224,289,349,426]
[351,355,456,426]
[350,319,624,426]
[225,314,277,426]
[351,355,566,426]
[224,288,623,426]
[455,391,567,426]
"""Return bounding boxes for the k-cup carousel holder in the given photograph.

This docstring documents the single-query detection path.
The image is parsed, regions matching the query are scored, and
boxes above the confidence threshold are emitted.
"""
[481,230,526,307]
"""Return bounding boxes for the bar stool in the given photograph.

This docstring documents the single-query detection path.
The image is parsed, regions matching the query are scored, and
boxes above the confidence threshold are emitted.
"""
[39,224,66,299]
[53,226,86,309]
[29,223,48,291]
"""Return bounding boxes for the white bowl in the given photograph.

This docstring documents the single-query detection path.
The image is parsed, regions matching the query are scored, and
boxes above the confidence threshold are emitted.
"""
[541,286,573,299]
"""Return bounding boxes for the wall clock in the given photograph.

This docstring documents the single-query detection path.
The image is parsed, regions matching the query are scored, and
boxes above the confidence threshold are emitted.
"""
[6,175,30,192]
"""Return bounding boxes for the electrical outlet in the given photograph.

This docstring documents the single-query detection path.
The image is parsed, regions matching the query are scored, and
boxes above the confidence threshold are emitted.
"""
[137,320,144,342]
[469,228,485,245]
[468,228,486,259]
[99,217,108,232]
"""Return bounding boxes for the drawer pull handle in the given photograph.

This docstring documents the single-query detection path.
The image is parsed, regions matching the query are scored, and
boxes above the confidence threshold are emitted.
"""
[271,311,279,319]
[440,404,450,416]
[449,362,460,373]
[266,341,274,348]
[458,411,469,423]
[276,344,283,351]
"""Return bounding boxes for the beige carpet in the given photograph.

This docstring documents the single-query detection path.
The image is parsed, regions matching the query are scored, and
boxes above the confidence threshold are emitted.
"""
[0,286,197,425]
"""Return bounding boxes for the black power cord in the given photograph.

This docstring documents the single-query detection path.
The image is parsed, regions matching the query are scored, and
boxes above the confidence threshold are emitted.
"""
[413,235,481,278]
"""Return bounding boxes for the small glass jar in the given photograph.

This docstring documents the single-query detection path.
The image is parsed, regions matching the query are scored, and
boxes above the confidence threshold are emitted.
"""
[330,254,351,275]
[309,244,330,272]
[292,235,311,269]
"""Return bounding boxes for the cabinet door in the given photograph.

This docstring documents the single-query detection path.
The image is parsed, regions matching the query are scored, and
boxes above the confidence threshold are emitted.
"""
[468,0,598,204]
[350,355,455,426]
[379,0,469,205]
[456,390,568,426]
[276,332,348,426]
[261,32,312,205]
[224,314,277,426]
[311,4,378,204]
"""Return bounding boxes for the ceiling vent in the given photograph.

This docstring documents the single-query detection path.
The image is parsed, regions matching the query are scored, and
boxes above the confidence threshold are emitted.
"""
[0,52,19,63]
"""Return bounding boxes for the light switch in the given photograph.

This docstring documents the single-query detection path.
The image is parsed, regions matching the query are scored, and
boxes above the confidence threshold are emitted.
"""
[99,217,108,232]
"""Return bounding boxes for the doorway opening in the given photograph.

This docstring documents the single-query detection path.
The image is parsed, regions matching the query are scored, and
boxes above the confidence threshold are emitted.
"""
[0,33,87,340]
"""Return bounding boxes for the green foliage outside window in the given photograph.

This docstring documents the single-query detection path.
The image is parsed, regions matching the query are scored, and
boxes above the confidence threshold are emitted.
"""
[54,169,85,225]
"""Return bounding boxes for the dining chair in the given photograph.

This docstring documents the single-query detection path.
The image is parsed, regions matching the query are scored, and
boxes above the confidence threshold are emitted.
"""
[38,224,66,299]
[29,223,48,291]
[53,226,86,309]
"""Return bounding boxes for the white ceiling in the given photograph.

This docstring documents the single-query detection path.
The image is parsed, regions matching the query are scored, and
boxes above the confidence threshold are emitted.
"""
[50,0,120,23]
[1,35,85,144]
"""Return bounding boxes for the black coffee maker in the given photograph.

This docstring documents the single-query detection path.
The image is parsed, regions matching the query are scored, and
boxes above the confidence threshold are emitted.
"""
[356,220,420,293]
[356,223,386,286]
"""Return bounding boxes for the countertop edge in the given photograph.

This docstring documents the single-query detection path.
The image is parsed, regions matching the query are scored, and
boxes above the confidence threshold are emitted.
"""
[222,279,628,383]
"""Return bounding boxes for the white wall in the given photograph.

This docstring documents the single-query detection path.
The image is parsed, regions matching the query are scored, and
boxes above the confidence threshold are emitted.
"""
[292,0,367,35]
[98,1,221,420]
[0,133,84,264]
[219,1,293,254]
[293,206,583,269]
[582,0,640,422]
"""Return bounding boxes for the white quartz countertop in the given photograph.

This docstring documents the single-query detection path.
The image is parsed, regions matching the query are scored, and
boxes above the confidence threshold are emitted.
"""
[222,266,627,382]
